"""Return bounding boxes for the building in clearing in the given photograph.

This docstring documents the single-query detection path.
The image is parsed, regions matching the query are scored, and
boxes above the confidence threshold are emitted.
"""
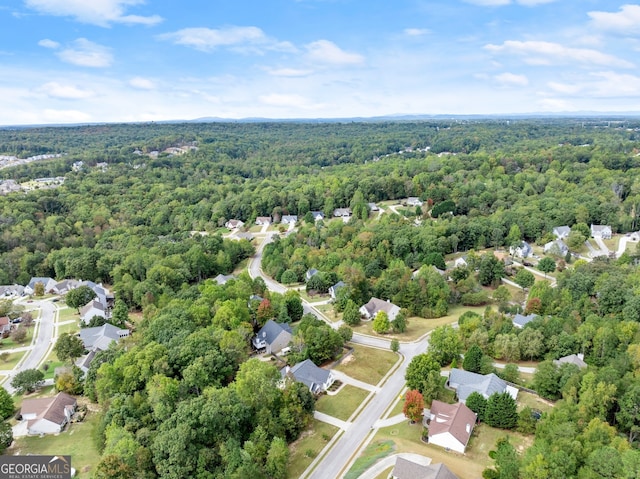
[426,400,476,453]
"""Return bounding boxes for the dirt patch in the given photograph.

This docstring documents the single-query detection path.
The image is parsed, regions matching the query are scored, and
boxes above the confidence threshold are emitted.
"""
[340,354,355,366]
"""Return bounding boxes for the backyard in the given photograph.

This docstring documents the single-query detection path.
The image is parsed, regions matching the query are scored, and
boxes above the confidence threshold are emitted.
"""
[287,420,339,479]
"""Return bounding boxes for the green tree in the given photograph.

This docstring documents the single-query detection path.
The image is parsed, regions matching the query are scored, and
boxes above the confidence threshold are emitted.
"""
[483,437,520,479]
[65,285,97,311]
[514,269,535,292]
[403,389,424,423]
[517,406,537,435]
[0,421,12,453]
[500,364,520,384]
[111,299,129,328]
[372,310,390,334]
[506,224,522,250]
[342,300,361,326]
[478,254,505,287]
[284,291,304,322]
[463,344,483,373]
[428,325,462,365]
[338,324,353,342]
[616,384,640,444]
[518,328,545,360]
[54,332,85,364]
[280,270,298,285]
[405,353,440,394]
[11,368,45,394]
[466,391,487,422]
[390,338,400,353]
[10,328,26,344]
[391,310,407,333]
[532,361,560,400]
[0,388,14,420]
[34,282,45,297]
[538,257,556,278]
[485,392,518,429]
[493,285,511,306]
[265,437,289,479]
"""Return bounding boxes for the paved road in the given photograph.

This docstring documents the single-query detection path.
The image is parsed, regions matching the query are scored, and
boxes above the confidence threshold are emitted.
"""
[2,299,56,394]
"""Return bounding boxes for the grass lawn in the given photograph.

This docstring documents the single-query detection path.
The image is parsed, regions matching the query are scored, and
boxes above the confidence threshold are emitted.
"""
[335,345,399,386]
[517,391,554,414]
[344,439,396,479]
[42,359,66,380]
[315,304,342,323]
[370,420,533,479]
[0,351,27,371]
[287,420,338,479]
[375,466,394,479]
[9,411,102,479]
[58,307,79,321]
[351,305,488,342]
[57,322,80,336]
[315,385,370,421]
[299,290,330,303]
[1,326,35,349]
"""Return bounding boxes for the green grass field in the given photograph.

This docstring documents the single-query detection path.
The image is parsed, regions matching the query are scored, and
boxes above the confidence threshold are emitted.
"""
[0,326,35,349]
[9,411,102,479]
[0,351,27,371]
[287,420,339,479]
[315,385,370,421]
[344,439,396,479]
[57,307,79,321]
[334,345,399,385]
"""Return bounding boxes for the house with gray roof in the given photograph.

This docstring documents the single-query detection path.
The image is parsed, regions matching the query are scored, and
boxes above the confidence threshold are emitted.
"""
[552,226,571,240]
[213,274,236,285]
[406,197,423,207]
[79,299,107,325]
[591,224,612,239]
[305,268,319,282]
[359,297,401,322]
[281,215,298,225]
[52,279,81,295]
[253,319,293,354]
[512,313,537,329]
[0,284,24,297]
[77,323,130,372]
[554,353,587,369]
[427,400,476,454]
[329,281,345,300]
[333,208,352,218]
[544,239,569,256]
[281,359,335,394]
[447,368,518,403]
[368,203,379,212]
[311,211,325,221]
[391,457,459,479]
[255,216,272,226]
[509,241,532,258]
[25,277,56,295]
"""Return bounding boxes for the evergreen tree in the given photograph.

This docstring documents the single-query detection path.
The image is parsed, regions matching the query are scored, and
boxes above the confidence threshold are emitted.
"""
[463,344,483,373]
[466,391,487,422]
[485,392,518,429]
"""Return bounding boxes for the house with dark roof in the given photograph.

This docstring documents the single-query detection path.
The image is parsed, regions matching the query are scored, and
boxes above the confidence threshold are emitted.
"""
[0,284,25,297]
[591,224,612,239]
[255,216,272,226]
[52,279,81,295]
[21,392,77,435]
[512,313,537,329]
[0,316,12,337]
[426,400,476,454]
[305,268,319,282]
[281,359,335,394]
[552,226,571,240]
[447,368,518,403]
[311,211,325,221]
[392,457,460,479]
[359,297,401,322]
[77,323,130,372]
[554,353,587,369]
[252,320,293,354]
[329,281,345,300]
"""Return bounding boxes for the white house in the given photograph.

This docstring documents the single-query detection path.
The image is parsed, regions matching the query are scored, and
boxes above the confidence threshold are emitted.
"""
[426,400,476,454]
[544,239,569,256]
[509,241,532,258]
[552,226,571,240]
[21,392,77,435]
[453,256,468,268]
[329,281,345,300]
[252,320,293,354]
[310,211,325,221]
[448,368,519,403]
[333,208,352,218]
[281,359,335,394]
[359,297,401,322]
[255,216,272,226]
[281,215,298,225]
[406,197,423,207]
[24,277,57,295]
[225,219,244,230]
[79,299,107,325]
[554,353,587,369]
[591,224,612,239]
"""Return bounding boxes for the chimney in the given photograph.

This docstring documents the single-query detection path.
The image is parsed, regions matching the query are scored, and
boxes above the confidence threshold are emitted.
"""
[577,353,584,361]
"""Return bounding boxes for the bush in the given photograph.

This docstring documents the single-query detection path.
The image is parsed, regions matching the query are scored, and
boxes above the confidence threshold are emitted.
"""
[461,291,490,306]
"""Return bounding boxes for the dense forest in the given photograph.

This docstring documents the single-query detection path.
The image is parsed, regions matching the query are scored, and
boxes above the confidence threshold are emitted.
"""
[2,119,640,478]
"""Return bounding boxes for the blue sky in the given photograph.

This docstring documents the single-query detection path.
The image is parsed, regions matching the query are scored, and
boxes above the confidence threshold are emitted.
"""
[0,0,639,124]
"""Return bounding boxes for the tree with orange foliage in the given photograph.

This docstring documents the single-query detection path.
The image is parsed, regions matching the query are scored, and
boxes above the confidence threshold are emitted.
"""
[403,389,424,424]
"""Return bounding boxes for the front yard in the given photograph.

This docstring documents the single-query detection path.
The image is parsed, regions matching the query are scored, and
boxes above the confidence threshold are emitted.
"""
[334,345,399,385]
[315,385,370,421]
[287,420,339,479]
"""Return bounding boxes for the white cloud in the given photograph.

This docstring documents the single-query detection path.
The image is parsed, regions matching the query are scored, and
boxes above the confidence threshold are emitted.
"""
[129,76,155,90]
[547,81,582,94]
[158,26,294,53]
[516,0,557,5]
[404,28,430,36]
[305,40,364,66]
[495,72,529,86]
[548,72,640,98]
[38,39,59,49]
[25,0,162,27]
[464,0,510,5]
[42,109,91,122]
[588,4,640,36]
[56,38,113,68]
[38,81,95,99]
[267,68,313,77]
[485,40,634,68]
[537,98,572,111]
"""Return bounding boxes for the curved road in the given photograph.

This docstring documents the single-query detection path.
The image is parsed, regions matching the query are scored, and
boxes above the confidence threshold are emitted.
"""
[2,299,56,394]
[248,234,430,478]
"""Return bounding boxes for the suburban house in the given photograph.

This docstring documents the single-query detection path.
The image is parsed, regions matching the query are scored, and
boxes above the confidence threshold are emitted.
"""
[281,215,298,225]
[0,284,24,297]
[52,279,81,295]
[79,299,107,325]
[447,368,519,403]
[0,316,12,337]
[255,216,272,226]
[25,277,57,295]
[77,323,130,372]
[554,353,587,369]
[629,231,640,242]
[509,241,532,258]
[281,359,335,394]
[544,239,569,256]
[368,202,379,212]
[329,281,346,300]
[305,268,319,282]
[512,313,537,329]
[225,219,244,229]
[234,232,254,241]
[553,226,571,240]
[453,256,468,268]
[391,457,459,479]
[406,197,423,207]
[333,208,352,218]
[20,392,77,435]
[310,211,325,221]
[426,400,476,454]
[252,319,293,354]
[81,281,114,308]
[359,297,401,322]
[213,274,236,285]
[591,224,612,239]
